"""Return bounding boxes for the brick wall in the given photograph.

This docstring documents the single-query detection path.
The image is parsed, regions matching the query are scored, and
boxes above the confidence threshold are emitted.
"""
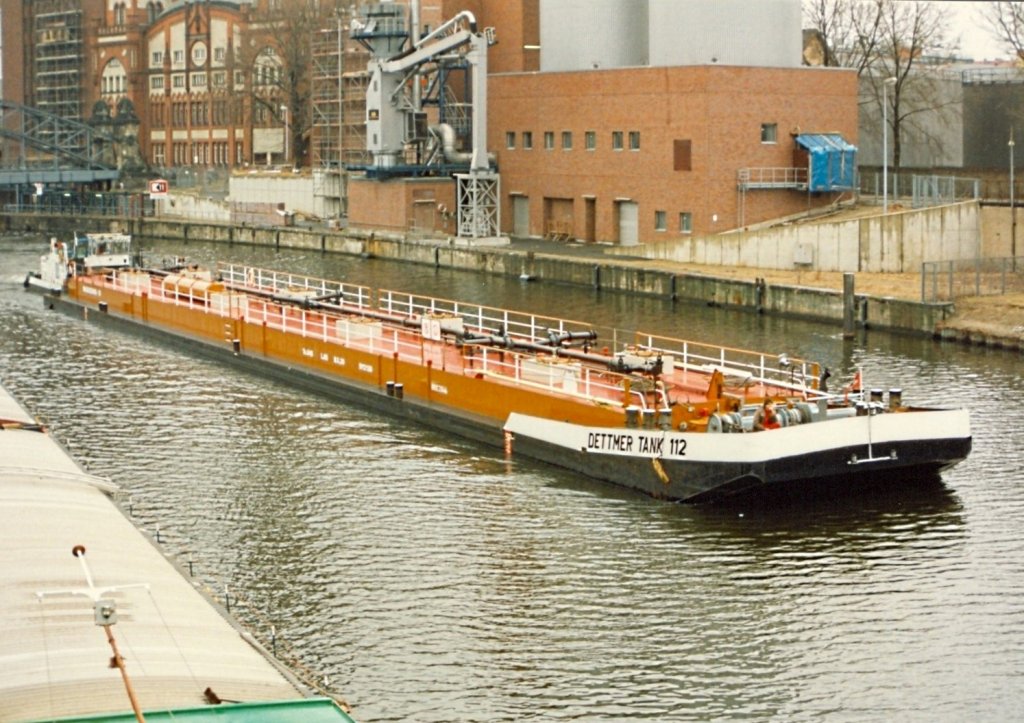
[490,64,858,244]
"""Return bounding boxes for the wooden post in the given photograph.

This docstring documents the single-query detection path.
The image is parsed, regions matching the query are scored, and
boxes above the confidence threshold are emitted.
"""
[843,273,855,339]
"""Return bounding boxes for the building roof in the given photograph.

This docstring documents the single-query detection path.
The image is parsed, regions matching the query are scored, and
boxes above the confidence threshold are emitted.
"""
[0,383,354,722]
[795,133,857,191]
[795,132,857,154]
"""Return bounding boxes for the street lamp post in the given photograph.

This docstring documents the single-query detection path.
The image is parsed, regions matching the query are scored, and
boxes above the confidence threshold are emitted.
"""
[882,77,897,213]
[1011,128,1016,266]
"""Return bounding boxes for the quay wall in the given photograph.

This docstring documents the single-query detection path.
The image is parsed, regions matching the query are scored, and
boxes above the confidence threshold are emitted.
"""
[2,212,952,337]
[611,201,982,273]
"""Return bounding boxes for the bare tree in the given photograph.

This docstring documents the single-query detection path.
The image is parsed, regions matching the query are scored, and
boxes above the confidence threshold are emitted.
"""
[873,1,958,172]
[802,0,884,74]
[238,0,346,168]
[980,1,1024,60]
[805,1,959,175]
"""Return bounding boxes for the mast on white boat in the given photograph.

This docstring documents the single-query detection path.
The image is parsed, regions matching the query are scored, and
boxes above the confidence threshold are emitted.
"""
[36,545,150,723]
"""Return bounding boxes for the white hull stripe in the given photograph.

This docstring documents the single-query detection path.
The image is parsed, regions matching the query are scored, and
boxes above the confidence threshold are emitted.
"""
[503,409,971,464]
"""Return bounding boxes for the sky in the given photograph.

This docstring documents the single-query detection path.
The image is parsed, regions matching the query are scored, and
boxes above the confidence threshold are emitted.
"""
[944,1,1013,61]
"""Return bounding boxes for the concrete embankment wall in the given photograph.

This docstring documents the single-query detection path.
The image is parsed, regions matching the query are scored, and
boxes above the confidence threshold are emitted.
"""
[611,201,981,273]
[2,212,953,337]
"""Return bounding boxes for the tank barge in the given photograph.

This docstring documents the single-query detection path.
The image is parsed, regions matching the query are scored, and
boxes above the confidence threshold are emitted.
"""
[38,254,970,503]
[0,381,355,721]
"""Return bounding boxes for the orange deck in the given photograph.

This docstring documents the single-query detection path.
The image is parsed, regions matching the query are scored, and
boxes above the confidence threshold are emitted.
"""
[66,264,822,432]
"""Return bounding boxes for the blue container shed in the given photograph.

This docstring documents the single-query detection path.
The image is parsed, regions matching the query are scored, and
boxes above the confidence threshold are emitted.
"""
[794,133,857,192]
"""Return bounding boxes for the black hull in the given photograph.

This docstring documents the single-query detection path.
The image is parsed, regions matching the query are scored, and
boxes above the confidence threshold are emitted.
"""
[508,430,972,503]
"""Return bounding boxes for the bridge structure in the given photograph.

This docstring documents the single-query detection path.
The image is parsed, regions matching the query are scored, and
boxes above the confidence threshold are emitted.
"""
[0,100,120,187]
[0,100,147,215]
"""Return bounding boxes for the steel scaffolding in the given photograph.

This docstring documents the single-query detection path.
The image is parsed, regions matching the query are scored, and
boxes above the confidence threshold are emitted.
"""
[33,0,84,125]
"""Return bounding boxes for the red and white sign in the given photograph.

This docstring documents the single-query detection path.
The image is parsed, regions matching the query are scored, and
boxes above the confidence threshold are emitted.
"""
[148,178,169,198]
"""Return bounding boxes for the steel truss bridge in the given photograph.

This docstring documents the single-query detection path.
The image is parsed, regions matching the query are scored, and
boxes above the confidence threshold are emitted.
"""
[0,100,120,186]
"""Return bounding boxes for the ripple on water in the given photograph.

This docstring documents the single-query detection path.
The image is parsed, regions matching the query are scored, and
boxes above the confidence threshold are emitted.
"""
[3,235,1024,721]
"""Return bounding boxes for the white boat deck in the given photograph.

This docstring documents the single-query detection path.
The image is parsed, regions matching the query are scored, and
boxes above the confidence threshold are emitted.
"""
[0,383,309,721]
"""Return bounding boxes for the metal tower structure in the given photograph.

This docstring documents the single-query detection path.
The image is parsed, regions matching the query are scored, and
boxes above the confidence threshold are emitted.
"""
[352,4,500,239]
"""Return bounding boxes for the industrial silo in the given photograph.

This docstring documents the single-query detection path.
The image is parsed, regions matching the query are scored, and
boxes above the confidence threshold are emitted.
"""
[540,0,649,72]
[648,0,802,68]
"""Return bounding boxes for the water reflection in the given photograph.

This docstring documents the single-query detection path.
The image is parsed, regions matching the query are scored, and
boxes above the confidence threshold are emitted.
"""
[2,233,1022,722]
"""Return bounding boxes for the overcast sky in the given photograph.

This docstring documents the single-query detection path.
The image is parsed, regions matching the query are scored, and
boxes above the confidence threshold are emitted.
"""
[944,1,1011,60]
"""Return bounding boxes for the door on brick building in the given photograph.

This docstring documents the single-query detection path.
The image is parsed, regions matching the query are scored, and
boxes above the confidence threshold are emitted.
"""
[617,201,638,246]
[583,197,596,243]
[412,200,436,233]
[512,195,530,237]
[543,197,574,241]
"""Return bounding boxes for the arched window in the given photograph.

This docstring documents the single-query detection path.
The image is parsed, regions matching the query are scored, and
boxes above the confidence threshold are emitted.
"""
[147,2,158,23]
[113,3,126,26]
[254,47,281,87]
[102,58,127,98]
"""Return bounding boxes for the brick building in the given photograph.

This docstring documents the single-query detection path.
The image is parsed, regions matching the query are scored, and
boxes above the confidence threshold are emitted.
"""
[3,0,862,245]
[490,65,857,243]
[348,0,859,243]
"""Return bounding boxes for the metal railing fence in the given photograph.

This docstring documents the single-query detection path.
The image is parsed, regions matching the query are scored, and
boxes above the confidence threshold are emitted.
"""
[921,257,1024,301]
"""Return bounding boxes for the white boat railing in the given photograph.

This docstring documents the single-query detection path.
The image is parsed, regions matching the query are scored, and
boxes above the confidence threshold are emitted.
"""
[88,266,826,406]
[633,332,822,398]
[219,263,372,310]
[378,289,594,345]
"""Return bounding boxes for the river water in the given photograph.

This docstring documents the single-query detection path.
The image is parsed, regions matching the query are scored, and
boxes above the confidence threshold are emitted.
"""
[2,234,1023,721]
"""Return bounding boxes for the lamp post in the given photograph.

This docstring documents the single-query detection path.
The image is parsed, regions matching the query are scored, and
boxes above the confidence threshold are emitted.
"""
[882,77,897,213]
[1011,128,1017,267]
[280,105,290,167]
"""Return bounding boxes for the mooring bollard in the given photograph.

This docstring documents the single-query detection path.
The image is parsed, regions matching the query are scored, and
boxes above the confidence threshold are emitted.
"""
[843,273,855,339]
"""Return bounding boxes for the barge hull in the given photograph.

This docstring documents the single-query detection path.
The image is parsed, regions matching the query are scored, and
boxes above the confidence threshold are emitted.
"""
[48,292,508,450]
[42,264,972,505]
[504,412,972,502]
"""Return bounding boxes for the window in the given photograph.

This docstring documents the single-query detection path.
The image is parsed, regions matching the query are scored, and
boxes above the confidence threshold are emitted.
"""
[153,143,165,167]
[151,103,164,125]
[150,75,164,91]
[506,131,516,149]
[214,47,226,62]
[673,139,692,171]
[192,43,207,64]
[585,131,596,150]
[191,72,207,88]
[561,131,573,150]
[655,210,667,232]
[212,99,228,125]
[544,131,554,150]
[151,51,164,67]
[679,212,692,234]
[522,131,533,150]
[172,74,185,89]
[761,123,777,144]
[190,101,208,125]
[173,49,184,65]
[212,71,226,88]
[629,131,641,151]
[113,3,125,25]
[612,131,623,151]
[101,59,126,97]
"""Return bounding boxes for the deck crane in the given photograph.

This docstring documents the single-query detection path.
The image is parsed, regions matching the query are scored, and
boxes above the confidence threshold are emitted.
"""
[353,4,500,239]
